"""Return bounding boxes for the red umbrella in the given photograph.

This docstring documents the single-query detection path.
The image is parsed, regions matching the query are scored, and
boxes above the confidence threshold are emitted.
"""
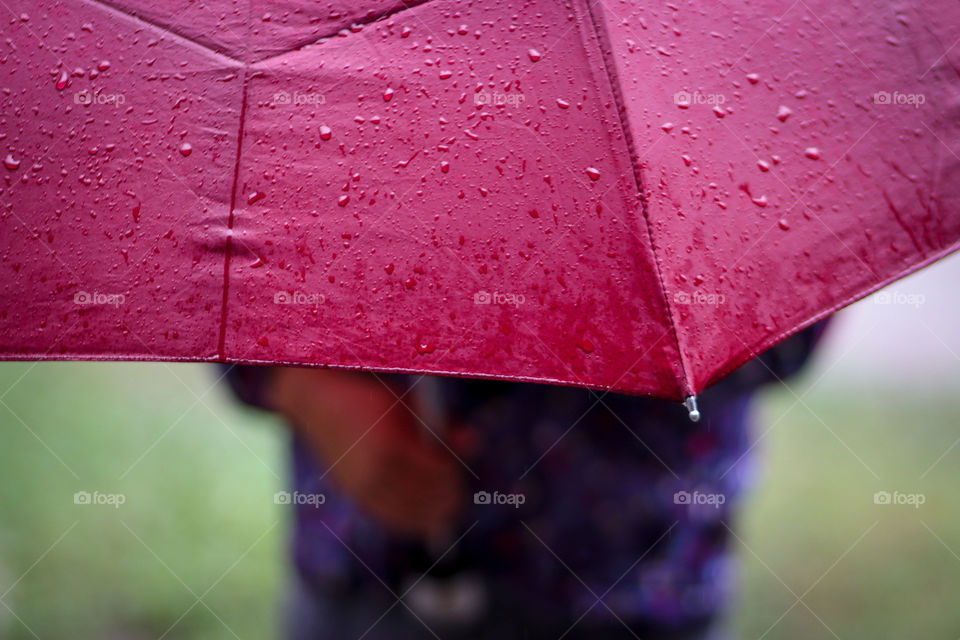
[2,0,958,411]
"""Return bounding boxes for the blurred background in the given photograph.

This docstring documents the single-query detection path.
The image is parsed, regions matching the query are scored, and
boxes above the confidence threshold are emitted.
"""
[0,253,958,640]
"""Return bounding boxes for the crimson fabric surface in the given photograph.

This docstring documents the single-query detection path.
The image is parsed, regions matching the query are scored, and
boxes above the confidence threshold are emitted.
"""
[2,1,958,398]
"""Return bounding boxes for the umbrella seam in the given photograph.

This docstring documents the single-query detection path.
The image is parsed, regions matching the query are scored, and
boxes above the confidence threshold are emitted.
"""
[217,67,250,360]
[78,0,435,66]
[78,0,246,66]
[581,0,694,397]
[252,0,435,66]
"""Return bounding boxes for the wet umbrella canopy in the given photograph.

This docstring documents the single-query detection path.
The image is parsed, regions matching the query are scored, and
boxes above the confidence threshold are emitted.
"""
[1,0,958,403]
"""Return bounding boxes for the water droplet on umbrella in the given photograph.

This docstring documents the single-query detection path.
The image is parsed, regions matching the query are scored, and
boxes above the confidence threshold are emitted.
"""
[578,338,594,354]
[383,87,394,102]
[804,147,821,160]
[385,263,395,275]
[178,142,192,156]
[778,219,791,230]
[746,73,760,84]
[528,48,542,62]
[55,71,69,91]
[4,154,20,171]
[416,342,436,355]
[757,160,770,172]
[556,98,570,109]
[247,191,265,204]
[319,125,333,140]
[338,194,350,206]
[585,167,601,181]
[440,161,450,173]
[777,105,792,122]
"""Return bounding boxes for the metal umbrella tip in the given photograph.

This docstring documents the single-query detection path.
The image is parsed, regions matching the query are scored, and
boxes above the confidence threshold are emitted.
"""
[684,396,701,423]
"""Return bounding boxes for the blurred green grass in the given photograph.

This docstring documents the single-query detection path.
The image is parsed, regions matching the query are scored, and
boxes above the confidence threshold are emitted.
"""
[0,363,286,640]
[0,362,958,639]
[735,384,960,639]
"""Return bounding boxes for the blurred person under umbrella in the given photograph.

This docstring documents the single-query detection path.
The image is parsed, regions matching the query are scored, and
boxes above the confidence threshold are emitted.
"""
[223,321,825,640]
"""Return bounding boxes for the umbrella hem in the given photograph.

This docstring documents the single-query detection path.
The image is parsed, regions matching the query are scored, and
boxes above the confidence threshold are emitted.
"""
[0,354,677,400]
[699,239,960,393]
[221,357,676,400]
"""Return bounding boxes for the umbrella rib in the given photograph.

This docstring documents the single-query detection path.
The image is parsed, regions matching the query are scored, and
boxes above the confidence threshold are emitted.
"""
[581,0,694,398]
